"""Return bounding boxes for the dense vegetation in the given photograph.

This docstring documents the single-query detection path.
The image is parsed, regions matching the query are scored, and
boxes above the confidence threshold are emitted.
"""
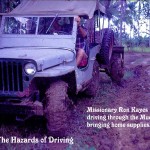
[0,0,20,12]
[101,0,150,48]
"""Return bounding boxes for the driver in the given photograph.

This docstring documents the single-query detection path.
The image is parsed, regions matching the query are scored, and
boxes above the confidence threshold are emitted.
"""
[51,18,62,34]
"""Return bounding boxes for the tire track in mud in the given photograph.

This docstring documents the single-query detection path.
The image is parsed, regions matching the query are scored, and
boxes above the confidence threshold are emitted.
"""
[0,52,149,150]
[104,53,150,150]
[68,52,150,150]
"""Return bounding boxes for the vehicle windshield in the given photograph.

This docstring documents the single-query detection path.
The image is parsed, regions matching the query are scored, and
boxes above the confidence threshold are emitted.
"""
[4,17,38,34]
[3,16,74,35]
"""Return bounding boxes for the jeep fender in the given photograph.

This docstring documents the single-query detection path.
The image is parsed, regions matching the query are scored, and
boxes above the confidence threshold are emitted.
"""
[35,65,75,77]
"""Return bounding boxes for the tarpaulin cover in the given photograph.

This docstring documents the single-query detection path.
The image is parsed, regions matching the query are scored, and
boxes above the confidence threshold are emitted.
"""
[9,0,105,18]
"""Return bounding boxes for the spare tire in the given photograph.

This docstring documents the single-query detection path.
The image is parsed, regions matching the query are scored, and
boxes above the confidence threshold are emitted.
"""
[98,28,114,65]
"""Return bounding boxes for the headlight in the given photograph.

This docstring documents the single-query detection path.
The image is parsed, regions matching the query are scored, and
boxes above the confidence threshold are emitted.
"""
[24,63,36,75]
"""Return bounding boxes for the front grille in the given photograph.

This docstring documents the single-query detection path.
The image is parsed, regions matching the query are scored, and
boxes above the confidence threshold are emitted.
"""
[0,60,23,92]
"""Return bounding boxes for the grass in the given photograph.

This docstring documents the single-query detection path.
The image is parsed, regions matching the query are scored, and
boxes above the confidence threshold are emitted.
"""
[124,46,150,52]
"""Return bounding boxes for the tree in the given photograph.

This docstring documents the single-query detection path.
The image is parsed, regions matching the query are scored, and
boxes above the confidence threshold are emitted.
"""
[107,0,150,48]
[107,0,127,46]
[142,0,150,46]
[0,0,20,13]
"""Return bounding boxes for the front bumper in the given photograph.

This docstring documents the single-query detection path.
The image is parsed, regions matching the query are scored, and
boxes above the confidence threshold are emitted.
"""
[0,99,43,116]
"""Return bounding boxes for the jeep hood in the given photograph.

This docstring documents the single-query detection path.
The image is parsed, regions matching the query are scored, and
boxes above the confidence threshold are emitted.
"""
[0,47,75,71]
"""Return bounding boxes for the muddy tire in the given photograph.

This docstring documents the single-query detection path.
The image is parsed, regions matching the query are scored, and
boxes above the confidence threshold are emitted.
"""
[44,80,72,136]
[99,28,114,65]
[85,61,100,97]
[110,55,124,83]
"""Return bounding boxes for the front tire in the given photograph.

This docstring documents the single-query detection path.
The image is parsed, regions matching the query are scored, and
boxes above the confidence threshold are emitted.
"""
[85,60,100,97]
[44,80,72,136]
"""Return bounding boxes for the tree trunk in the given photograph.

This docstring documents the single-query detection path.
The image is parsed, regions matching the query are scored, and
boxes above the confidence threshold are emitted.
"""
[119,0,123,46]
[149,3,150,47]
[149,18,150,47]
[137,1,141,46]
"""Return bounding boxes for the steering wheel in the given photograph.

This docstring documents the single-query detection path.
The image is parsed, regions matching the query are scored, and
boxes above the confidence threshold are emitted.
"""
[53,30,70,35]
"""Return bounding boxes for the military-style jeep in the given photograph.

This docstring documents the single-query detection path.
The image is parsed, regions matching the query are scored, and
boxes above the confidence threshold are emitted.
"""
[0,0,124,135]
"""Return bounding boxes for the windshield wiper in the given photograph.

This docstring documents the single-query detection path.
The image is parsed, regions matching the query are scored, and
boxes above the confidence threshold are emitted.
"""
[46,13,59,34]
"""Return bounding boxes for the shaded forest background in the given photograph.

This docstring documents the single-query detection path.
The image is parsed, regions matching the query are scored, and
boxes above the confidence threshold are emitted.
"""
[0,0,150,51]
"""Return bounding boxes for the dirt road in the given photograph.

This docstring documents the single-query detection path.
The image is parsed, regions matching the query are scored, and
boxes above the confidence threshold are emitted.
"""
[67,52,150,150]
[0,52,150,150]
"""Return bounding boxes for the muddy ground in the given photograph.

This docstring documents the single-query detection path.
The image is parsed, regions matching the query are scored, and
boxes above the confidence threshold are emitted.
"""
[0,52,150,150]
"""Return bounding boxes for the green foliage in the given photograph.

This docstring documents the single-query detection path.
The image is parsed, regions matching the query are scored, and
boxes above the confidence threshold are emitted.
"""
[0,0,20,13]
[125,36,149,48]
[124,46,150,52]
[107,0,150,46]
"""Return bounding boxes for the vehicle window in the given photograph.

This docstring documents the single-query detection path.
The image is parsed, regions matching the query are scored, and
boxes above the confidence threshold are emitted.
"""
[95,15,99,31]
[103,16,109,28]
[3,17,38,34]
[38,17,73,35]
[95,14,105,31]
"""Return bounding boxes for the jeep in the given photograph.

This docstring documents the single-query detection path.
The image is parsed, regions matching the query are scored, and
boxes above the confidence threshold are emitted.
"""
[0,0,124,135]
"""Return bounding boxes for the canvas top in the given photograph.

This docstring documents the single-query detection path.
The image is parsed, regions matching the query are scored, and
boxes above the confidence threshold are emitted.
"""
[7,0,105,18]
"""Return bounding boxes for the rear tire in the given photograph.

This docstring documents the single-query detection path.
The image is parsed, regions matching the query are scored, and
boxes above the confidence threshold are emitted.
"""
[44,80,72,136]
[110,55,124,83]
[85,61,100,97]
